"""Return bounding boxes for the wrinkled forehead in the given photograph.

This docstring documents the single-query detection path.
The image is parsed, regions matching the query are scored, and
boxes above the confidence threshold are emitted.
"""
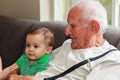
[69,6,82,17]
[67,6,84,23]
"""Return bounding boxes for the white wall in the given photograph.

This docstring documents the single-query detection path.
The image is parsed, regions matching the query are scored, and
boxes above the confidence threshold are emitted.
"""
[40,0,54,21]
[54,0,70,21]
[0,0,40,20]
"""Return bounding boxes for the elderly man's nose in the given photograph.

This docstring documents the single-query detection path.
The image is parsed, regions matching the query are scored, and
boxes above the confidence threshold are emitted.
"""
[65,25,71,36]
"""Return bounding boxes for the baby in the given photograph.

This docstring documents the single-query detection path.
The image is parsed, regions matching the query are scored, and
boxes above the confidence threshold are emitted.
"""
[0,27,54,80]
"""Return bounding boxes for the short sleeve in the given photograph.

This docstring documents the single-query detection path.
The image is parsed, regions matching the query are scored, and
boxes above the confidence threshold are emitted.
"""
[16,54,27,67]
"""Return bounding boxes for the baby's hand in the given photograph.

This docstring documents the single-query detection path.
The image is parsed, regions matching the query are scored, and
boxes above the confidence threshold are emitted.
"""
[9,75,24,80]
[9,75,38,80]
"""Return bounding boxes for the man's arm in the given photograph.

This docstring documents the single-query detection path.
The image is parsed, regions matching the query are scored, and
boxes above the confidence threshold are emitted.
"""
[0,56,2,72]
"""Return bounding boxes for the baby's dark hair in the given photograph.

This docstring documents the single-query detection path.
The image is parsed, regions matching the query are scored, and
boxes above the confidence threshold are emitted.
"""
[28,26,54,47]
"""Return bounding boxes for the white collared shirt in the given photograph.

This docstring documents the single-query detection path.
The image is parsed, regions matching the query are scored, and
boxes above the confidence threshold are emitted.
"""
[36,39,120,80]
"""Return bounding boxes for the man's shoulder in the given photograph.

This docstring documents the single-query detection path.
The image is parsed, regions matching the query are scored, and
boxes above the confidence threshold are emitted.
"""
[51,39,72,59]
[63,39,71,44]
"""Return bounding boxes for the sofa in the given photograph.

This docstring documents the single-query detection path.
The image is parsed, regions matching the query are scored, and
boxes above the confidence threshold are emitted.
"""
[0,16,120,69]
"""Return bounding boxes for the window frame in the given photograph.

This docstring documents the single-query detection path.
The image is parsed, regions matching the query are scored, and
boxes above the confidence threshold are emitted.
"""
[111,0,119,27]
[53,0,120,28]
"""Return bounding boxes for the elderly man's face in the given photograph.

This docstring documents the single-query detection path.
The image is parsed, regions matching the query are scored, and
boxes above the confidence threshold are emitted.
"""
[65,7,92,49]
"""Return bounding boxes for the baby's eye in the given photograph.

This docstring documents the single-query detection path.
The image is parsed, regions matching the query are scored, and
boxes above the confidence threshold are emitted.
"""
[34,45,39,48]
[26,44,30,47]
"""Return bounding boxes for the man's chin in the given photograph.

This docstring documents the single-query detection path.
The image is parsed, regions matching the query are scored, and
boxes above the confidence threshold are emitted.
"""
[71,43,77,49]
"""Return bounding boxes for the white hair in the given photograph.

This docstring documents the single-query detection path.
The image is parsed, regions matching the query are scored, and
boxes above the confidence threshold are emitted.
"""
[74,0,108,34]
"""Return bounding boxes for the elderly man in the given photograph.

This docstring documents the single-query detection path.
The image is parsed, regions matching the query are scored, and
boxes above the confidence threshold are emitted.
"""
[9,0,120,80]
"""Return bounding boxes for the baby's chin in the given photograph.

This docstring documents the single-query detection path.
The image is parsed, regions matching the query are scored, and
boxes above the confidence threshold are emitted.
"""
[27,55,38,61]
[29,58,38,61]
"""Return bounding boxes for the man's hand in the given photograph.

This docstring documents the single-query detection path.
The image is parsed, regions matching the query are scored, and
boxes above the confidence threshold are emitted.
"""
[9,75,38,80]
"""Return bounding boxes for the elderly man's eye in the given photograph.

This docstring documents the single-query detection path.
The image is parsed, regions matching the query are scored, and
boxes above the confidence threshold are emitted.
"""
[70,24,76,28]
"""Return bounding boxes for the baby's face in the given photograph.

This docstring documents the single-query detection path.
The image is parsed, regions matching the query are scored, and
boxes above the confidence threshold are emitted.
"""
[25,34,51,62]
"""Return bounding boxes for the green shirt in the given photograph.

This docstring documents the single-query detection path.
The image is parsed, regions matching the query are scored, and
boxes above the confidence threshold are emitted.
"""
[16,53,51,76]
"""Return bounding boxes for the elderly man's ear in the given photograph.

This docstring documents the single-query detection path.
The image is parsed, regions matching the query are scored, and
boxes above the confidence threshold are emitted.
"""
[90,20,100,33]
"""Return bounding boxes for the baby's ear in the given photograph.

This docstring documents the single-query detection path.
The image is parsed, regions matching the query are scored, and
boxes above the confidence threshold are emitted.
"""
[47,46,53,53]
